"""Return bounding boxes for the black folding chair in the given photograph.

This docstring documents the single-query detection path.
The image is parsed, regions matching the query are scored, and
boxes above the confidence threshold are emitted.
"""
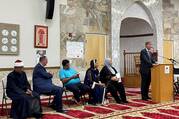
[1,78,10,118]
[63,87,71,107]
[31,80,52,106]
[40,94,52,106]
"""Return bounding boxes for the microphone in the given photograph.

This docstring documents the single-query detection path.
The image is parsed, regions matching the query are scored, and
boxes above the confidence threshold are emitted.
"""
[169,58,178,63]
[158,56,179,64]
[169,58,174,61]
[158,56,170,60]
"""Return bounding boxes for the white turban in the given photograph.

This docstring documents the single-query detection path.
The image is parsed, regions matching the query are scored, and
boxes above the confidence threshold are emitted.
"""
[14,60,24,67]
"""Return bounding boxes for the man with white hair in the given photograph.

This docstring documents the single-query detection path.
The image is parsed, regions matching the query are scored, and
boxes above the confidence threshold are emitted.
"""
[33,56,65,113]
[140,42,156,100]
[6,60,42,119]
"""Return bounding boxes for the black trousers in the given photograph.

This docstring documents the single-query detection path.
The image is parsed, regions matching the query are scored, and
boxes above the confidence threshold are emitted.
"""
[107,81,127,103]
[39,85,63,111]
[141,72,151,99]
[66,83,90,102]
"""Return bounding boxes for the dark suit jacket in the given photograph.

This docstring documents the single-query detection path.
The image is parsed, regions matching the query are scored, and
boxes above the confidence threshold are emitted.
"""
[140,48,155,74]
[32,63,53,93]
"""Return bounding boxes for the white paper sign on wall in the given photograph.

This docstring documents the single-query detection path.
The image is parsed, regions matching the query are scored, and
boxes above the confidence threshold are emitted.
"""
[165,65,170,74]
[66,41,84,58]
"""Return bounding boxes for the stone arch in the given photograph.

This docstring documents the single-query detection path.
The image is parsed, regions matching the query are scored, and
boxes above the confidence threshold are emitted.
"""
[120,17,155,76]
[111,0,160,72]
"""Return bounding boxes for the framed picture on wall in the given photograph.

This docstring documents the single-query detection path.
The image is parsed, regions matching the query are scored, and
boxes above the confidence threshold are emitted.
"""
[0,23,20,55]
[34,25,48,48]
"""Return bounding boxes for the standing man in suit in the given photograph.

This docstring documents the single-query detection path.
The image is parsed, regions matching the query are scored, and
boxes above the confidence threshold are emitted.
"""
[33,56,66,113]
[140,42,156,101]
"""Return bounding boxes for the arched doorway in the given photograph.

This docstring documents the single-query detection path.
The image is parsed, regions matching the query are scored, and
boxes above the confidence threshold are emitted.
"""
[120,18,155,76]
[111,1,159,88]
[111,1,162,77]
[120,18,155,87]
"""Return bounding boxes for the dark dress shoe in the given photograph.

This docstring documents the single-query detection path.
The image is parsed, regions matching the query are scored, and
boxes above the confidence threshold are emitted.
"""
[88,101,97,106]
[90,102,97,106]
[49,104,57,110]
[117,101,124,104]
[56,109,68,113]
[147,97,152,100]
[33,113,44,119]
[122,100,128,103]
[142,98,148,101]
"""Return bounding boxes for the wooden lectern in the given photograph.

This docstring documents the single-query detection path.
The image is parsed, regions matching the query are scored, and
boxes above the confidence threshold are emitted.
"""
[151,64,173,103]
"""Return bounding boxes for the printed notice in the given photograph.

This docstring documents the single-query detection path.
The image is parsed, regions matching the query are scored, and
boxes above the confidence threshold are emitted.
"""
[66,41,84,58]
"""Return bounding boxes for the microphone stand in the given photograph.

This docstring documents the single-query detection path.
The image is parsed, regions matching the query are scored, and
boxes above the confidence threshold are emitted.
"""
[158,56,179,64]
[169,58,179,64]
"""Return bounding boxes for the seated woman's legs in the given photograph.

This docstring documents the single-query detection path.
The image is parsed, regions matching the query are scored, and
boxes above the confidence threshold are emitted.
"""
[88,86,103,105]
[115,82,127,103]
[94,85,105,104]
[107,84,121,103]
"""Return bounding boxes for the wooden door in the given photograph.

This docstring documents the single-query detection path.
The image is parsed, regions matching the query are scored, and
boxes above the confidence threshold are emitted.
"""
[85,34,106,69]
[163,40,173,64]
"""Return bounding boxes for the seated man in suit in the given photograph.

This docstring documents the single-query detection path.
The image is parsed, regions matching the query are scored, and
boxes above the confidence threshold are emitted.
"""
[33,56,66,113]
[6,60,42,119]
[59,59,90,104]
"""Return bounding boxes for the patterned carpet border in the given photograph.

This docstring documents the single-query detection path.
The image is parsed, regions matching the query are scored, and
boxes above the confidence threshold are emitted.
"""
[2,90,179,119]
[104,100,179,119]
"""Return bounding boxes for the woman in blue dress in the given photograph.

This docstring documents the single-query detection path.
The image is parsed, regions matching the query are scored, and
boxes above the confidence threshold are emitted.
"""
[84,59,105,105]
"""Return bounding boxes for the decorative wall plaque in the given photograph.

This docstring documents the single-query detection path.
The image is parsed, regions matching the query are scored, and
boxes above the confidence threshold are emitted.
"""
[0,23,19,55]
[34,25,48,48]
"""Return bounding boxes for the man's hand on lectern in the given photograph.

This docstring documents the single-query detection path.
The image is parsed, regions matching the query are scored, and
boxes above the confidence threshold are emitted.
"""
[153,64,158,66]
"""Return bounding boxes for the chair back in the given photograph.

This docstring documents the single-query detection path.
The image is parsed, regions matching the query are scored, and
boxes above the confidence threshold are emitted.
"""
[174,68,179,74]
[2,77,7,98]
[79,71,86,83]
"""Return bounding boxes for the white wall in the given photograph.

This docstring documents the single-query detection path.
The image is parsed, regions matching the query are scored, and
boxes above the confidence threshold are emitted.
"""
[0,0,60,68]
